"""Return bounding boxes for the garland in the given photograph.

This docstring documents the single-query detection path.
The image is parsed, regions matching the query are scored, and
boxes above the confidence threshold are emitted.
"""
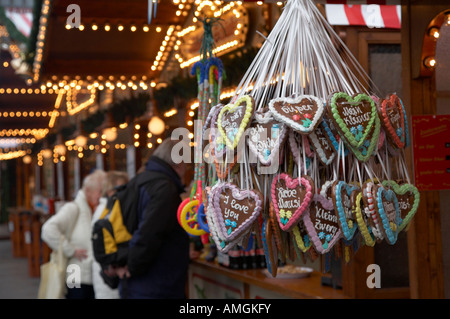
[109,92,150,125]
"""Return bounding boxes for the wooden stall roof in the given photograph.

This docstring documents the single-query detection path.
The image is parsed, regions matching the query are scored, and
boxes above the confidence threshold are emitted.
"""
[37,0,190,82]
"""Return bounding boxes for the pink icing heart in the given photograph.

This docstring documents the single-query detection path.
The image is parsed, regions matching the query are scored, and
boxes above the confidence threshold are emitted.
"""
[302,194,342,254]
[271,173,314,231]
[212,183,263,242]
[288,129,314,166]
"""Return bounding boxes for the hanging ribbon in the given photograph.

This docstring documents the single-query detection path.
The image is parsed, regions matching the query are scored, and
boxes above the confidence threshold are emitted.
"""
[147,0,158,24]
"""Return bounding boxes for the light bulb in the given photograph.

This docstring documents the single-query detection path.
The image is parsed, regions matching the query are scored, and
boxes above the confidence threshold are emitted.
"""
[148,116,165,135]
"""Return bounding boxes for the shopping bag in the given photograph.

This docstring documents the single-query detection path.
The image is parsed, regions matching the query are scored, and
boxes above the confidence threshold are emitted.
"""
[37,236,68,299]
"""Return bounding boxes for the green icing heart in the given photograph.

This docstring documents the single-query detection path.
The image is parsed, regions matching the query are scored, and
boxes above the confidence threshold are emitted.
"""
[347,115,380,162]
[329,92,377,149]
[382,180,420,232]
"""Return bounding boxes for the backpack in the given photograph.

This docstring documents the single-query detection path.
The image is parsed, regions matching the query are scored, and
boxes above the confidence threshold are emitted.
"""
[92,171,153,270]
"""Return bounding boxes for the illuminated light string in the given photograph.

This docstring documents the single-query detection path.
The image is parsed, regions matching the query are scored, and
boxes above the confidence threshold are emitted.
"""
[177,2,248,69]
[66,87,97,115]
[0,128,49,139]
[0,87,55,94]
[32,0,51,82]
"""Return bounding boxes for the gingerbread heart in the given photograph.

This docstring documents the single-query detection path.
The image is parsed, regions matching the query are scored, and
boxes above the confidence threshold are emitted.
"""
[320,116,349,156]
[377,93,406,149]
[291,219,312,253]
[212,182,262,242]
[327,92,377,149]
[308,124,336,165]
[346,115,381,162]
[262,218,278,277]
[351,189,376,247]
[361,181,384,242]
[247,111,288,166]
[209,106,237,179]
[210,104,229,160]
[206,184,239,252]
[203,103,222,140]
[332,181,359,241]
[320,179,336,201]
[217,95,254,149]
[381,180,420,232]
[373,183,401,245]
[271,173,314,231]
[268,94,324,134]
[288,129,314,167]
[302,194,342,254]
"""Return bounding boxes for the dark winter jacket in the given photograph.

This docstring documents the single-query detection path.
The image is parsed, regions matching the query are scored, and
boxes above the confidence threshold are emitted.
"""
[119,156,190,299]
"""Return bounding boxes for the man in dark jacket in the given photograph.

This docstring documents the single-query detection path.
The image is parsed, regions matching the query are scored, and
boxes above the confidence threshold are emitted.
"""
[116,139,190,299]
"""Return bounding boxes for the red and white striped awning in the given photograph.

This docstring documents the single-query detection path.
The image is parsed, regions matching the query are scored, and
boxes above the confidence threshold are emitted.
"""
[4,8,33,38]
[325,4,401,29]
[227,1,402,29]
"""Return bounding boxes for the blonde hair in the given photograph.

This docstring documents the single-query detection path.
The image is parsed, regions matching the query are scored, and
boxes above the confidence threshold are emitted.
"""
[102,171,129,196]
[82,169,106,193]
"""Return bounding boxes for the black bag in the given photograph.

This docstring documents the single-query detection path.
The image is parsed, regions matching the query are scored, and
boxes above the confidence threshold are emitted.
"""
[92,171,153,271]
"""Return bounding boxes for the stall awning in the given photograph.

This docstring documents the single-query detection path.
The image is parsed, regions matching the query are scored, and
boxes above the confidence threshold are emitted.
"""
[3,7,32,38]
[325,4,401,29]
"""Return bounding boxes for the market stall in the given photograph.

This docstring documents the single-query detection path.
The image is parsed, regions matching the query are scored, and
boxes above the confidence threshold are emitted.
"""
[0,0,448,299]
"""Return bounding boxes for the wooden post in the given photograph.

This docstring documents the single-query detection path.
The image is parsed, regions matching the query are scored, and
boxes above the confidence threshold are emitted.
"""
[401,1,446,299]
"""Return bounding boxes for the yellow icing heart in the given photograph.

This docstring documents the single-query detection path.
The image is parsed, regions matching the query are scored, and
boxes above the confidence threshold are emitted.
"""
[217,95,254,149]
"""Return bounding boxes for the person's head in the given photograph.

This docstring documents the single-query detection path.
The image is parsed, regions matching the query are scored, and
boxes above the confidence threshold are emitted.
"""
[152,138,189,180]
[103,171,129,197]
[82,169,106,211]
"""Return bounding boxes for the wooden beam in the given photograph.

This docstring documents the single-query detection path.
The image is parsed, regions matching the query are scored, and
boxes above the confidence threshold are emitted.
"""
[41,59,159,78]
[402,0,445,299]
[51,0,186,25]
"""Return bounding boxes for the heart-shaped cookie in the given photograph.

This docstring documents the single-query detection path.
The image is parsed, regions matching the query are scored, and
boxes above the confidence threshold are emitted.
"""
[373,183,401,245]
[247,111,288,166]
[327,92,377,149]
[351,189,376,247]
[288,129,314,167]
[346,115,381,162]
[271,173,314,231]
[203,103,223,140]
[320,179,336,201]
[320,116,349,156]
[381,180,419,232]
[308,124,336,165]
[332,181,359,241]
[209,106,237,179]
[206,183,239,252]
[209,104,229,161]
[217,95,254,149]
[291,219,312,253]
[361,181,384,242]
[377,93,406,149]
[262,218,278,277]
[268,94,324,134]
[302,194,342,254]
[212,182,262,242]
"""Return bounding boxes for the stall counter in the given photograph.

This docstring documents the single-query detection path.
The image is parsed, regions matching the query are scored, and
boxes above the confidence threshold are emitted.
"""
[188,258,348,299]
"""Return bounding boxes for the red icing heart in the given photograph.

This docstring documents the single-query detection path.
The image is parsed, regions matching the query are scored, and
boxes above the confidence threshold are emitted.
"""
[377,93,406,149]
[271,173,314,231]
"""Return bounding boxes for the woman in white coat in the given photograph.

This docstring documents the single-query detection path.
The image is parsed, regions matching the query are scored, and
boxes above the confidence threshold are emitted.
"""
[41,169,106,299]
[91,171,128,299]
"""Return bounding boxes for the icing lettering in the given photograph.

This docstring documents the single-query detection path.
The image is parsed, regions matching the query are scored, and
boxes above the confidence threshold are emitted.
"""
[224,207,239,220]
[343,112,370,126]
[281,104,313,114]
